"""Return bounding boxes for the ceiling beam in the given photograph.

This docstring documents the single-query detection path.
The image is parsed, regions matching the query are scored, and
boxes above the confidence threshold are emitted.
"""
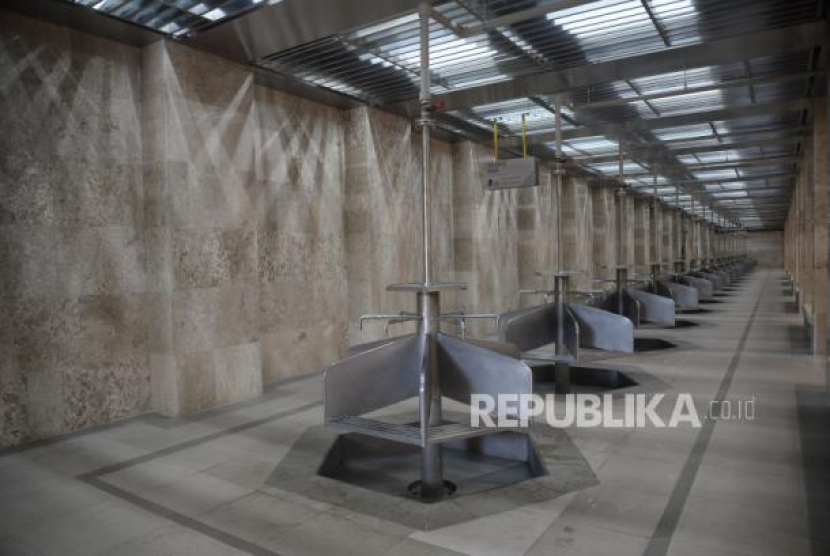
[666,137,804,157]
[682,155,796,172]
[514,98,815,143]
[457,0,600,37]
[188,0,423,64]
[617,155,797,177]
[678,172,796,186]
[570,131,807,164]
[420,21,826,112]
[569,71,823,112]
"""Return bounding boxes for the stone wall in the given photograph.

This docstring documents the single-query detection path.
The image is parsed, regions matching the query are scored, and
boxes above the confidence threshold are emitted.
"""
[0,11,149,444]
[344,107,456,344]
[453,142,520,333]
[517,170,556,297]
[633,197,651,269]
[746,231,784,268]
[141,41,351,415]
[662,205,680,264]
[560,177,594,292]
[591,186,616,284]
[0,16,354,444]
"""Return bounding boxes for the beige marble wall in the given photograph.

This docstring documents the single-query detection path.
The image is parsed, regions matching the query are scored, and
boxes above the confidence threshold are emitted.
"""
[746,231,783,268]
[254,85,349,385]
[692,220,703,263]
[453,142,520,331]
[517,171,556,292]
[0,12,150,445]
[662,207,676,264]
[142,41,350,414]
[344,107,456,343]
[0,15,358,446]
[560,176,593,291]
[651,203,663,265]
[591,185,617,284]
[633,197,651,269]
[617,193,636,269]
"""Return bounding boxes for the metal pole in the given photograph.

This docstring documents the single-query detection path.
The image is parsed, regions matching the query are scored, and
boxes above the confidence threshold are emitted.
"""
[650,169,660,288]
[690,196,696,270]
[419,3,432,287]
[417,3,443,501]
[616,140,627,308]
[616,266,627,315]
[555,96,563,272]
[617,137,626,269]
[554,274,570,394]
[675,186,684,274]
[418,290,443,500]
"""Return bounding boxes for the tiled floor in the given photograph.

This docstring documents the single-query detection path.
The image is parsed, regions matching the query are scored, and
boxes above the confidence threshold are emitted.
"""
[1,269,828,556]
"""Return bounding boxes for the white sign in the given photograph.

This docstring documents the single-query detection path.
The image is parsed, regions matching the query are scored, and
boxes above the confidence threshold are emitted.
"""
[484,157,539,190]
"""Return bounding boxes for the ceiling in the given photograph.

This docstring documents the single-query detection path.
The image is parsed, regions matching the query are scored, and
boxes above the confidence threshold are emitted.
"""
[42,0,830,229]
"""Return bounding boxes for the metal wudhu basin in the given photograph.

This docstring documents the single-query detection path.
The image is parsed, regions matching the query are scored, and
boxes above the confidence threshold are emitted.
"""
[319,7,544,506]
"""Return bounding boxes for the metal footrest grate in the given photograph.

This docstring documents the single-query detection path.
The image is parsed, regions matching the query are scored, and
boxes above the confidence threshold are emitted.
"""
[327,416,506,446]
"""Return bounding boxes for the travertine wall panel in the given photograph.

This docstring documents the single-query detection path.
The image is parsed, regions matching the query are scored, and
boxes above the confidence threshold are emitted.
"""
[453,142,520,331]
[143,41,263,414]
[145,41,350,410]
[663,207,676,265]
[254,86,348,384]
[746,231,783,268]
[592,186,617,284]
[517,170,556,295]
[633,197,651,268]
[343,107,456,343]
[560,177,593,292]
[0,11,150,445]
[651,203,663,265]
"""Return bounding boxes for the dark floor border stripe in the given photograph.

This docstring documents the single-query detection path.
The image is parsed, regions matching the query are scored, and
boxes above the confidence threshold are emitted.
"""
[84,476,284,556]
[74,400,322,556]
[80,400,321,480]
[643,271,769,556]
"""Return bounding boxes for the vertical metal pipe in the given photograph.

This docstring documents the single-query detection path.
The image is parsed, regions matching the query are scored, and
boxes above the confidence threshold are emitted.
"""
[617,137,626,269]
[554,274,567,355]
[555,96,563,272]
[616,266,627,316]
[650,169,659,283]
[616,135,627,304]
[416,4,443,501]
[674,187,683,273]
[554,274,570,394]
[690,196,696,269]
[418,290,443,500]
[419,3,432,286]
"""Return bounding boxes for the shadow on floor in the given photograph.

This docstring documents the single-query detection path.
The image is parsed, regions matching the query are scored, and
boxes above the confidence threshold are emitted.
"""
[786,324,812,355]
[795,388,830,556]
[676,308,714,315]
[783,300,799,314]
[634,337,678,352]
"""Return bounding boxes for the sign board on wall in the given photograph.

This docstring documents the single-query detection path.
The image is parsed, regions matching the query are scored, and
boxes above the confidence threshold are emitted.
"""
[484,157,539,190]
